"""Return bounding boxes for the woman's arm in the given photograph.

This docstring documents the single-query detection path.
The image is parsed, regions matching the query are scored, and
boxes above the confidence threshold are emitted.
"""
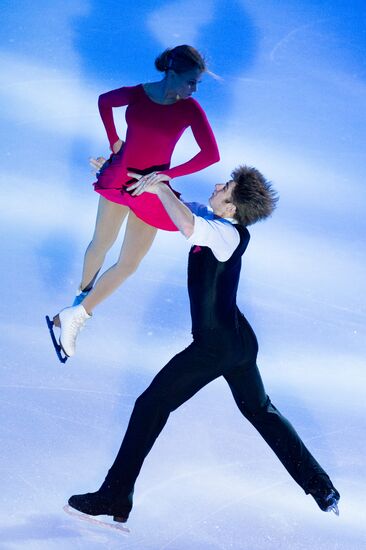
[98,86,135,150]
[163,101,220,179]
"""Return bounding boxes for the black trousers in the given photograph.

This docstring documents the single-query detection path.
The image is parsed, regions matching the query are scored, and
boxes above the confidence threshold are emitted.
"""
[100,314,328,498]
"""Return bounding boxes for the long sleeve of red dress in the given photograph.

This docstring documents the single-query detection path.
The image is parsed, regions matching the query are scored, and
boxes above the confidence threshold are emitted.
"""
[98,86,135,148]
[163,100,220,179]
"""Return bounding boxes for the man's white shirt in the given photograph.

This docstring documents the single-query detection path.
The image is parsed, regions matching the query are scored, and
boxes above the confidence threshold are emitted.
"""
[184,202,240,262]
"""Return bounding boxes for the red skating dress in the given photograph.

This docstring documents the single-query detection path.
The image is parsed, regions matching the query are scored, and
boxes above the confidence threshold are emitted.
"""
[94,84,220,231]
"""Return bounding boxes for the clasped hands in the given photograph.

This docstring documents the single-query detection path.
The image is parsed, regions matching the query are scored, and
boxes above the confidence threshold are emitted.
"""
[89,157,171,196]
[126,171,171,196]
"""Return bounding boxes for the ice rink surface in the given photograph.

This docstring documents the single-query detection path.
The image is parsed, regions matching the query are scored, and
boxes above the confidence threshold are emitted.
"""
[0,1,365,548]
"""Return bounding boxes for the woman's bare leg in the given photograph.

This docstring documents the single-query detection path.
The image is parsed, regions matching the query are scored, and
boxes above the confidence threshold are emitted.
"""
[80,196,130,290]
[82,211,158,313]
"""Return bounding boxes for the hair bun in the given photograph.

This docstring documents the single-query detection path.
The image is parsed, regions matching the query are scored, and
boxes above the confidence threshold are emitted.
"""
[154,45,206,74]
[155,49,172,72]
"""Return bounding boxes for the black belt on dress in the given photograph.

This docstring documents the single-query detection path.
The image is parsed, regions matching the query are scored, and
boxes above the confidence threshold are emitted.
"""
[123,164,171,195]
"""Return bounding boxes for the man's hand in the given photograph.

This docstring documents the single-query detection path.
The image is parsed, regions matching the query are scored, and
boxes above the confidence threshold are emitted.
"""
[126,171,171,196]
[128,172,194,237]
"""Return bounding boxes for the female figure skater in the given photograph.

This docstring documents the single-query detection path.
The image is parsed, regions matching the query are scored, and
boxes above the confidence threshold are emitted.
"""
[49,45,220,360]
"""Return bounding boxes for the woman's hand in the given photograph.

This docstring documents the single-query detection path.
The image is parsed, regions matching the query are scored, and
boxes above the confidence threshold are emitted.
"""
[89,156,107,173]
[90,139,124,173]
[126,171,171,196]
[112,139,124,154]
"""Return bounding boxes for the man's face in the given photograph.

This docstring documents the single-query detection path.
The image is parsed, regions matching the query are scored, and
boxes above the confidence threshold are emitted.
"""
[209,180,237,217]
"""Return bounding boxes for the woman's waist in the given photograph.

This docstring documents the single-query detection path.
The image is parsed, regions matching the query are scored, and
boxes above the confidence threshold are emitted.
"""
[109,150,171,172]
[125,162,170,175]
[96,152,171,186]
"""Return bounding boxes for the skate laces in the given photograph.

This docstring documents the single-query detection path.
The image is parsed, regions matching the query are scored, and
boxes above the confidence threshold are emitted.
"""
[69,312,87,336]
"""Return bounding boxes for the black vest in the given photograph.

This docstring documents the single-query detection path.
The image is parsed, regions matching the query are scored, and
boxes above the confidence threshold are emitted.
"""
[187,224,250,334]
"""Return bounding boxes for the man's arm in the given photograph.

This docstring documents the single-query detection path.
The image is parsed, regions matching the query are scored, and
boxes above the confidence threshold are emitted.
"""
[126,173,195,237]
[126,174,241,262]
[155,185,195,237]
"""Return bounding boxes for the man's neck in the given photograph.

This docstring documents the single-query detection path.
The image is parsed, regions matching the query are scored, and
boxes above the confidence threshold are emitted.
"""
[208,206,237,224]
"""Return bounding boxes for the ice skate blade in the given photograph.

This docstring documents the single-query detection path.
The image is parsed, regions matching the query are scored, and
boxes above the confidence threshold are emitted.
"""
[326,501,339,516]
[63,505,130,534]
[45,315,68,364]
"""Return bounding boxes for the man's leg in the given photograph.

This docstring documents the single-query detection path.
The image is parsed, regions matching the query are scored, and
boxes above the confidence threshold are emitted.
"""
[69,339,225,518]
[101,339,224,493]
[223,361,328,490]
[223,355,339,512]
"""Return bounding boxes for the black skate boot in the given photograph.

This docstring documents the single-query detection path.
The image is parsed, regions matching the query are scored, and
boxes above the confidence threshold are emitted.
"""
[67,489,133,523]
[307,474,340,515]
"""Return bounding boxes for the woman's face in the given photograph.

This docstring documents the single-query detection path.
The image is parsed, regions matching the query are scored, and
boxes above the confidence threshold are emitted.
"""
[172,68,202,99]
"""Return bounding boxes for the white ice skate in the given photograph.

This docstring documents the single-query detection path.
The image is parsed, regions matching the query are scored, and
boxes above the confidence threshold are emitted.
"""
[46,305,91,362]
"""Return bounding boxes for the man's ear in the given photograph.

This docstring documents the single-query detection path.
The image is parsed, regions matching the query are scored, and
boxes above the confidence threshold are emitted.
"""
[227,202,236,217]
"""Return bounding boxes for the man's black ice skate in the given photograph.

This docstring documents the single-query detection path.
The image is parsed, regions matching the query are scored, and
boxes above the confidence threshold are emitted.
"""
[308,475,340,515]
[67,490,132,523]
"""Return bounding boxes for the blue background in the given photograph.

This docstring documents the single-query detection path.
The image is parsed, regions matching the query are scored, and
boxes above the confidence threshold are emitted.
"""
[0,1,365,548]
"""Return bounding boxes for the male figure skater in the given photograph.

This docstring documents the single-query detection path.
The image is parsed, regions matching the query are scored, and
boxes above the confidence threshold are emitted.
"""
[67,165,340,523]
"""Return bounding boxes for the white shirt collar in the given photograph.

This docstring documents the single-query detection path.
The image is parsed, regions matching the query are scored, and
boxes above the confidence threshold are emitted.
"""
[207,205,238,224]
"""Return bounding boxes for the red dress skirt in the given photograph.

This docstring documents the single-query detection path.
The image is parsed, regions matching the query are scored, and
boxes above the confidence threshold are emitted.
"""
[94,150,179,232]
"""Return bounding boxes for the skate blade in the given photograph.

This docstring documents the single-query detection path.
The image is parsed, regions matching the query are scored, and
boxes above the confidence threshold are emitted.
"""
[63,504,130,534]
[326,501,339,516]
[45,315,68,364]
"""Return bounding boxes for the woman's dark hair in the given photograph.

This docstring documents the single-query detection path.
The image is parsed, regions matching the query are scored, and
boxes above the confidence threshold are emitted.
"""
[230,165,279,226]
[155,45,206,74]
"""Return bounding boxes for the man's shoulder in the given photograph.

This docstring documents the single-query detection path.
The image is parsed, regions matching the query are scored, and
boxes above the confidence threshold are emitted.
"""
[235,224,250,235]
[234,225,250,251]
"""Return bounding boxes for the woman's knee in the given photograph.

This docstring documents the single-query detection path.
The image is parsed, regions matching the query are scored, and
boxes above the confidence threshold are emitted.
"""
[88,233,117,256]
[115,255,143,276]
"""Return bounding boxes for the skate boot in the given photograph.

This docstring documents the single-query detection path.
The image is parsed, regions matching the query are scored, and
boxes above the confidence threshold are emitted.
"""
[67,489,133,523]
[72,286,90,307]
[53,304,91,357]
[308,474,340,515]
